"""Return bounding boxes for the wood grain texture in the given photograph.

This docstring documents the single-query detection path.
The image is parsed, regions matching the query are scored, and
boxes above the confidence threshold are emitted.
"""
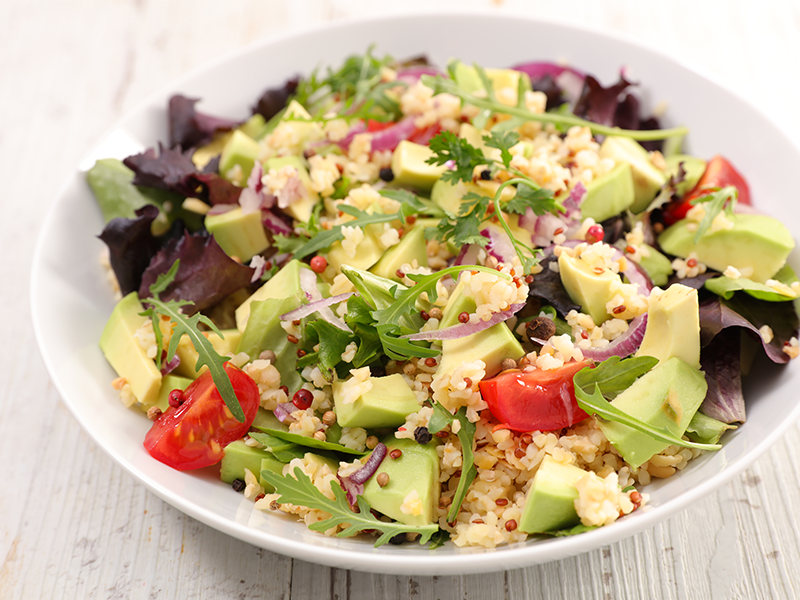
[3,1,800,598]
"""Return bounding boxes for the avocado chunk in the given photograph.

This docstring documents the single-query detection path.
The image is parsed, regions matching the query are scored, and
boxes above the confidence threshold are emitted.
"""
[205,207,269,262]
[597,357,707,468]
[635,284,700,368]
[235,259,311,332]
[391,140,446,191]
[436,279,524,377]
[430,178,515,216]
[220,129,260,184]
[664,154,706,197]
[173,329,242,380]
[252,407,288,432]
[599,137,667,213]
[658,213,794,283]
[362,437,440,526]
[451,62,531,102]
[558,251,622,325]
[332,373,420,429]
[236,295,304,394]
[518,456,587,534]
[262,155,320,223]
[369,223,429,281]
[220,439,275,484]
[99,292,162,407]
[325,222,386,274]
[153,374,193,412]
[636,243,673,287]
[579,162,635,223]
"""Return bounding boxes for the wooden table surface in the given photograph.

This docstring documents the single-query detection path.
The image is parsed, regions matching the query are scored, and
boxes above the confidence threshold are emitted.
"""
[4,1,800,598]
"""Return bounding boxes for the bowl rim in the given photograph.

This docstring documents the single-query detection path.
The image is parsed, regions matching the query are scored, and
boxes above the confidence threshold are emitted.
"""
[30,8,800,575]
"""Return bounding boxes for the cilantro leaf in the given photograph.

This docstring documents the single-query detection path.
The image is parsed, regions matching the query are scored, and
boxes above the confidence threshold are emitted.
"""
[504,185,556,217]
[140,260,245,422]
[426,131,486,184]
[482,130,519,169]
[260,467,439,547]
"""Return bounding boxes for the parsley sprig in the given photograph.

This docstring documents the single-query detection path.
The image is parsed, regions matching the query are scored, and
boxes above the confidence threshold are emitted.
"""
[260,467,439,547]
[139,260,245,422]
[421,69,689,142]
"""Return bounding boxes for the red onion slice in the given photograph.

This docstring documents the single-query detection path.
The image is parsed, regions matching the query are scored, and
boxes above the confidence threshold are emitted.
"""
[262,209,294,236]
[336,120,368,149]
[239,162,265,215]
[280,292,355,321]
[207,203,237,216]
[298,269,352,333]
[370,116,418,152]
[160,354,180,376]
[453,244,481,267]
[337,442,388,508]
[403,303,525,341]
[273,402,296,423]
[481,224,517,265]
[396,66,441,84]
[579,313,648,361]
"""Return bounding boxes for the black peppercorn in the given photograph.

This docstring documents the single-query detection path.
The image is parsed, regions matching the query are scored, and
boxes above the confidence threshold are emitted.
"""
[414,426,433,445]
[379,167,394,182]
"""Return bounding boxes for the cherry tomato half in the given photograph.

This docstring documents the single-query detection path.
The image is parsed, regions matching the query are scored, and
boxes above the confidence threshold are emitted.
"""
[144,363,259,470]
[663,155,751,224]
[479,360,592,432]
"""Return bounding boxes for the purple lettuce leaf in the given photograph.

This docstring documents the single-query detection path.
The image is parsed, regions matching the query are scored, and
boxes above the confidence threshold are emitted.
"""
[527,255,580,317]
[139,232,254,314]
[667,271,717,290]
[123,144,241,205]
[531,74,566,111]
[98,204,161,296]
[700,328,745,423]
[252,76,300,121]
[699,295,799,364]
[168,94,239,149]
[573,74,634,127]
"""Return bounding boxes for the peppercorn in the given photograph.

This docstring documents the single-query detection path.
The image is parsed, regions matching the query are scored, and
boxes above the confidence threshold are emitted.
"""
[146,406,162,421]
[428,307,443,320]
[480,169,492,181]
[313,430,327,442]
[501,358,517,372]
[458,311,469,323]
[322,411,337,426]
[390,449,403,460]
[526,317,556,343]
[377,472,390,487]
[310,255,327,273]
[414,426,433,444]
[585,224,605,244]
[292,389,314,410]
[168,389,185,408]
[389,532,405,545]
[259,350,277,363]
[232,479,246,493]
[366,435,379,450]
[379,167,395,182]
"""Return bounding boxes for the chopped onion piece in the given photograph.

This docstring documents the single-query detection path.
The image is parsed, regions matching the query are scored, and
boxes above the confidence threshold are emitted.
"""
[403,303,525,341]
[298,269,353,332]
[280,292,355,321]
[350,443,387,484]
[274,402,296,423]
[580,314,648,361]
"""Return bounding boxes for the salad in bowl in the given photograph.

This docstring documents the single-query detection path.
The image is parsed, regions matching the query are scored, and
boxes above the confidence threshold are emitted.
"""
[88,48,799,551]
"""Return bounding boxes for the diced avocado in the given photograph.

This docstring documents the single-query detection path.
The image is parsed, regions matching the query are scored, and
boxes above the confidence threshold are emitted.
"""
[658,213,795,283]
[192,131,233,170]
[362,437,440,526]
[518,456,587,534]
[664,154,706,197]
[636,243,673,287]
[599,137,667,213]
[437,279,524,377]
[558,251,621,325]
[239,113,267,139]
[173,329,242,380]
[430,178,515,216]
[598,357,707,468]
[259,456,287,492]
[262,155,320,222]
[391,140,446,191]
[220,439,274,484]
[153,374,193,412]
[99,292,162,407]
[332,373,420,429]
[220,129,260,184]
[370,223,429,281]
[272,100,325,150]
[235,260,310,332]
[325,222,386,273]
[252,407,288,432]
[205,207,269,262]
[636,284,700,368]
[236,296,304,393]
[579,162,635,223]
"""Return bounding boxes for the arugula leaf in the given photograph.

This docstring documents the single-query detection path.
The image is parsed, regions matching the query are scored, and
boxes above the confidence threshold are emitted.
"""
[302,320,356,381]
[260,467,439,547]
[447,407,478,522]
[482,130,519,169]
[427,401,455,434]
[426,131,487,184]
[691,185,738,242]
[573,358,721,451]
[685,411,736,446]
[140,260,245,422]
[274,233,309,255]
[473,63,497,104]
[549,523,599,537]
[259,428,366,456]
[421,74,690,142]
[247,431,306,463]
[426,528,450,549]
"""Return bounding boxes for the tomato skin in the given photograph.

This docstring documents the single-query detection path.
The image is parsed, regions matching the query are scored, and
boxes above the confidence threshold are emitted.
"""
[663,155,751,224]
[366,119,395,132]
[479,361,592,432]
[144,363,259,471]
[408,122,442,146]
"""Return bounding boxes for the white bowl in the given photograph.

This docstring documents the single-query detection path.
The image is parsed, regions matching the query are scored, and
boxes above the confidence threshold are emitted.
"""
[31,11,800,575]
